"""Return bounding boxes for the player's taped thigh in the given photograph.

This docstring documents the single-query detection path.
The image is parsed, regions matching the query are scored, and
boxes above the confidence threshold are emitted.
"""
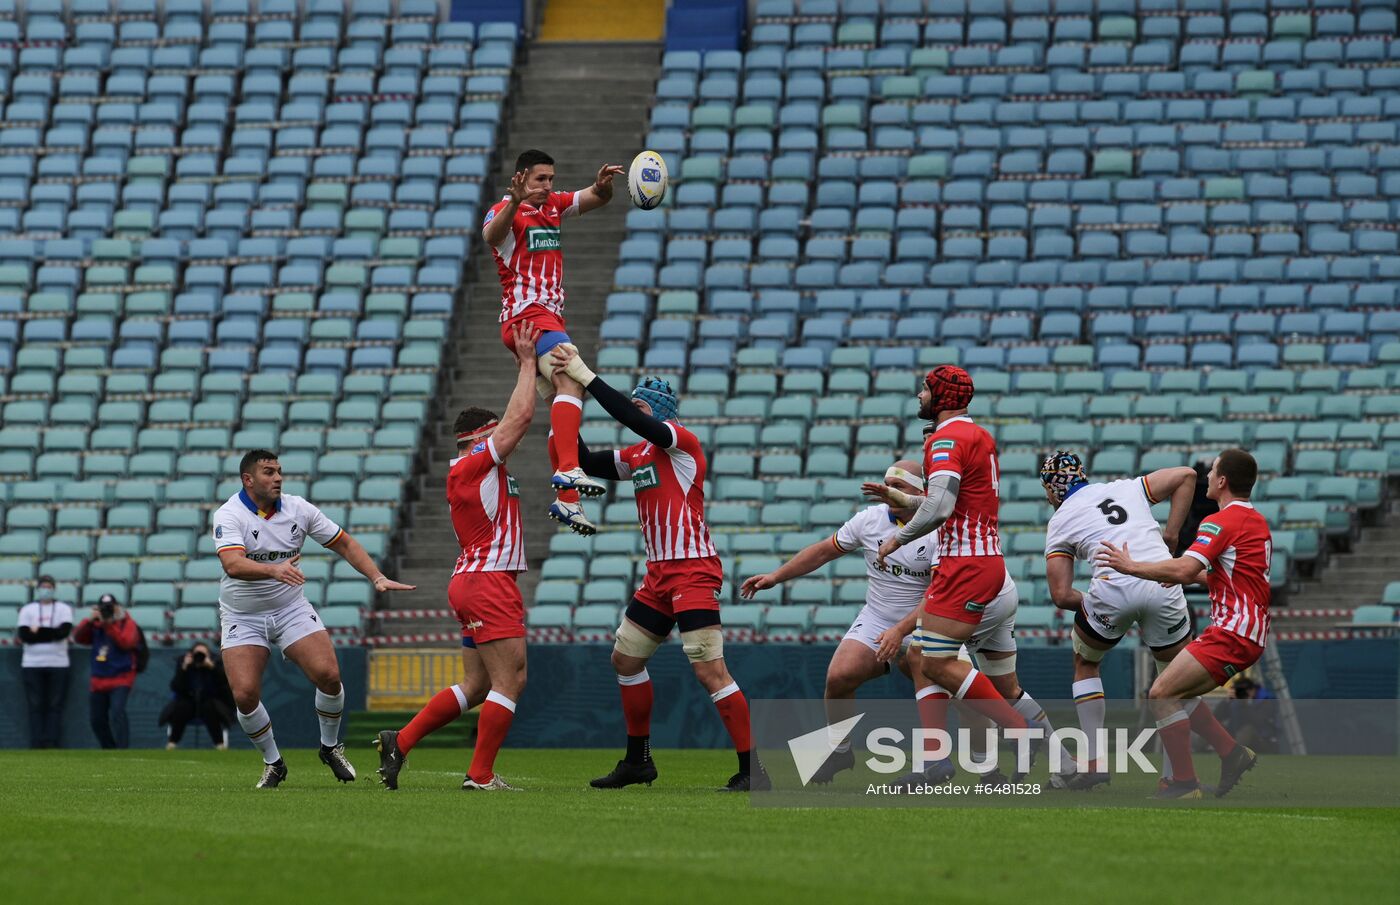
[614,618,662,659]
[1072,630,1109,663]
[980,652,1017,676]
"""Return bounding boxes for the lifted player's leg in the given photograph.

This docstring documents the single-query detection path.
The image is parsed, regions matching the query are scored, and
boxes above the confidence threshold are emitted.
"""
[535,334,604,534]
[283,628,356,783]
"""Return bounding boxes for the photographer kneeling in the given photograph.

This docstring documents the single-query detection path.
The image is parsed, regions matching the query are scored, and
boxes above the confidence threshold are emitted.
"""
[160,643,235,750]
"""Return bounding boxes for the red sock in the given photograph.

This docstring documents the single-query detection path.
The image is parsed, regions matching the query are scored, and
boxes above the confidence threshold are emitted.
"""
[712,684,752,753]
[546,430,579,505]
[551,396,582,472]
[467,692,516,784]
[954,669,1029,730]
[619,670,653,736]
[398,686,465,755]
[1188,699,1237,758]
[916,687,951,762]
[1157,715,1196,782]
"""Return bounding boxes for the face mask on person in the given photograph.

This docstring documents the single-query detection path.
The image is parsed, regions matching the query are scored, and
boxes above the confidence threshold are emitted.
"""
[35,587,54,602]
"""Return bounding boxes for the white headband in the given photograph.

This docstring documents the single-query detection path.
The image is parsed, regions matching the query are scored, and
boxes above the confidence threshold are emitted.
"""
[885,466,923,488]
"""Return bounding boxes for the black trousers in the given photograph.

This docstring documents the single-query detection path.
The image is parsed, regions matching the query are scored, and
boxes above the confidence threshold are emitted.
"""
[162,698,233,746]
[89,685,131,749]
[21,667,69,749]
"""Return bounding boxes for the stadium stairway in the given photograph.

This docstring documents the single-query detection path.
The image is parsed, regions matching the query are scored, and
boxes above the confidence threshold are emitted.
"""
[1286,496,1400,627]
[384,42,661,640]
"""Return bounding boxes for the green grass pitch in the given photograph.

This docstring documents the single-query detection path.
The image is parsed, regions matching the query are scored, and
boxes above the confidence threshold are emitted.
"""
[3,748,1397,905]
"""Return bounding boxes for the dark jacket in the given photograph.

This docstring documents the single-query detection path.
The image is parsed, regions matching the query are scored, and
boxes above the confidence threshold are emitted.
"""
[169,655,234,710]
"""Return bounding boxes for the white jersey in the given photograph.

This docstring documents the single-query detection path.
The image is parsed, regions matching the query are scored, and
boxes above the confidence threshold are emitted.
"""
[212,490,343,614]
[1045,476,1177,590]
[16,600,74,668]
[833,505,938,620]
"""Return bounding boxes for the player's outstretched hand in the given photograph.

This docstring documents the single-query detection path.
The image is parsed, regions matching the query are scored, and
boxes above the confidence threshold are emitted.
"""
[272,554,305,587]
[511,323,541,365]
[862,482,898,504]
[507,169,531,205]
[876,536,901,569]
[874,627,903,663]
[593,163,625,190]
[1095,541,1134,576]
[373,576,415,592]
[740,573,777,598]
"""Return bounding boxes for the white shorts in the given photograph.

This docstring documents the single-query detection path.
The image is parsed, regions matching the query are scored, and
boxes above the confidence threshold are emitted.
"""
[1080,578,1191,650]
[219,597,326,654]
[844,603,973,662]
[915,574,1019,657]
[842,603,917,654]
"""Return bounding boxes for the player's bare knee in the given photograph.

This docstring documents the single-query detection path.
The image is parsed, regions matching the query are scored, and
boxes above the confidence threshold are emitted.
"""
[1148,676,1178,702]
[232,687,260,713]
[691,658,732,694]
[824,669,862,699]
[611,648,650,676]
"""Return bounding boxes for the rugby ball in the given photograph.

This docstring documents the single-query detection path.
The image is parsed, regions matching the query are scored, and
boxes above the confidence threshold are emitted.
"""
[628,150,668,210]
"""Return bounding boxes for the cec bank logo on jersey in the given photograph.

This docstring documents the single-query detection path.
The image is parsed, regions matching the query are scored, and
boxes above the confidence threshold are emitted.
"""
[526,226,561,252]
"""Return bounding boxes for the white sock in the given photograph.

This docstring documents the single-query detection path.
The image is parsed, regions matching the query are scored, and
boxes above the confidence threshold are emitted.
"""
[237,703,282,765]
[1016,691,1076,774]
[315,684,345,748]
[1072,678,1106,768]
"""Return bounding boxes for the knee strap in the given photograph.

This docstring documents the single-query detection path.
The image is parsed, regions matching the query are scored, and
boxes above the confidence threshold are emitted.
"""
[917,630,964,659]
[681,628,724,663]
[981,653,1017,676]
[614,619,662,660]
[1072,632,1109,663]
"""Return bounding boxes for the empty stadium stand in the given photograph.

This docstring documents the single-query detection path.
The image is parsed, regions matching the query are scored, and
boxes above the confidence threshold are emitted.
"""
[0,0,520,642]
[554,0,1400,643]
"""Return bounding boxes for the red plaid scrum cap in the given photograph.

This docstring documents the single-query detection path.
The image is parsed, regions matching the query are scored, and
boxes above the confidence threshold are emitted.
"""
[925,365,975,411]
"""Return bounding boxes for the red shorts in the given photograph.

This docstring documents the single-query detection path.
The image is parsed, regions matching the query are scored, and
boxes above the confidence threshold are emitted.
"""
[448,570,525,645]
[922,556,1008,626]
[500,304,568,353]
[1184,625,1263,685]
[632,556,724,626]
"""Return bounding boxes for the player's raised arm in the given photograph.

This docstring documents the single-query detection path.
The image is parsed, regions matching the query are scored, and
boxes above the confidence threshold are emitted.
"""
[325,531,414,592]
[482,170,530,247]
[1142,465,1199,546]
[739,536,846,599]
[1095,542,1205,586]
[488,323,544,461]
[574,163,626,214]
[550,346,675,448]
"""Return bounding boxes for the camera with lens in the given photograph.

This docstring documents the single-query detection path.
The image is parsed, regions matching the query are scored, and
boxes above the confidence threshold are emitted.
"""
[191,650,207,665]
[98,594,118,621]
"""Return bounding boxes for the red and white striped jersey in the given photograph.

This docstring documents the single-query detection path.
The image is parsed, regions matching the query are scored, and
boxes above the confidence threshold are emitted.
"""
[923,415,1003,558]
[448,437,526,574]
[614,423,718,563]
[1184,501,1272,645]
[484,190,580,322]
